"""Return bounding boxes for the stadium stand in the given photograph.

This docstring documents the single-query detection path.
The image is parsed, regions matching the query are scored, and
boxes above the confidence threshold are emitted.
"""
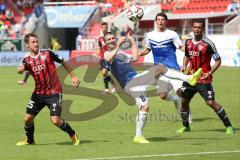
[160,0,235,14]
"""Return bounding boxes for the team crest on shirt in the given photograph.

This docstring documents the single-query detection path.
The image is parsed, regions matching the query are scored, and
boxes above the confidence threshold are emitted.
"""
[41,55,46,61]
[198,45,203,51]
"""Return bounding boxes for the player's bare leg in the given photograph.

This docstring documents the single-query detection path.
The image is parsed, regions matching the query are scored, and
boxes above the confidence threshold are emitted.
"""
[51,116,80,145]
[159,92,181,114]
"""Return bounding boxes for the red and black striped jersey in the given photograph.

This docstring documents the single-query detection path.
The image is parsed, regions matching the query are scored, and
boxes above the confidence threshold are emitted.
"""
[98,36,107,60]
[185,36,220,83]
[21,49,63,95]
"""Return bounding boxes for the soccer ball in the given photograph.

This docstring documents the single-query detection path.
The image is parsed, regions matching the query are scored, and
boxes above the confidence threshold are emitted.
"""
[126,5,144,22]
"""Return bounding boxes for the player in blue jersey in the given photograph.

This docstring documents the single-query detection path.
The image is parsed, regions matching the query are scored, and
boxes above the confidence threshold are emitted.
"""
[139,12,192,121]
[103,31,202,143]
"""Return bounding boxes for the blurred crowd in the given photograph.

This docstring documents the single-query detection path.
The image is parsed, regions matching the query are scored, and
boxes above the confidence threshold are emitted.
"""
[0,0,42,39]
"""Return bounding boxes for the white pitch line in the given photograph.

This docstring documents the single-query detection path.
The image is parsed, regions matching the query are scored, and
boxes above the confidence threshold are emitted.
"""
[74,150,240,160]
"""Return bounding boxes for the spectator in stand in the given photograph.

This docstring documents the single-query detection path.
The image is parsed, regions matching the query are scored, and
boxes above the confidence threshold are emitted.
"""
[5,8,14,25]
[17,0,23,9]
[227,0,240,12]
[14,21,22,38]
[0,2,6,14]
[1,23,8,39]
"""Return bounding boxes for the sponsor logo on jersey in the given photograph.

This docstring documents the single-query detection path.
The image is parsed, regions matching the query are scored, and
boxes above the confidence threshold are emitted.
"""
[152,45,168,48]
[189,51,199,58]
[32,64,45,74]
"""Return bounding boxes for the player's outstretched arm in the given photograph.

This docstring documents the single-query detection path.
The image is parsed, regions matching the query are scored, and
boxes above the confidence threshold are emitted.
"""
[17,65,25,74]
[127,32,138,62]
[61,60,80,88]
[139,48,151,57]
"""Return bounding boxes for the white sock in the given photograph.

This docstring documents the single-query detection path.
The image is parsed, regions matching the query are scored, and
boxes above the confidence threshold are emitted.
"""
[166,94,180,114]
[164,69,190,82]
[136,111,148,137]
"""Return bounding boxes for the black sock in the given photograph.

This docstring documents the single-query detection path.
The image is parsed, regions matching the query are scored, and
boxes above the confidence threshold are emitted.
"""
[103,77,109,89]
[180,112,190,127]
[106,75,112,82]
[59,120,75,137]
[216,107,232,127]
[24,123,35,143]
[106,75,115,85]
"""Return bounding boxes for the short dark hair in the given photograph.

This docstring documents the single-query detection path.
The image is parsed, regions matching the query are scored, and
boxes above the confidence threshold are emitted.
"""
[101,22,108,26]
[24,33,38,43]
[155,12,168,21]
[192,19,205,28]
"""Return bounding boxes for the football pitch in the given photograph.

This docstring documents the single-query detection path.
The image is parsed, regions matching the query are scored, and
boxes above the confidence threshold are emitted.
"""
[0,66,239,160]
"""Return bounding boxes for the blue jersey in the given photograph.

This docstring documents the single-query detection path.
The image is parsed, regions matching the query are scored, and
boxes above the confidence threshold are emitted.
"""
[146,29,183,70]
[105,51,137,88]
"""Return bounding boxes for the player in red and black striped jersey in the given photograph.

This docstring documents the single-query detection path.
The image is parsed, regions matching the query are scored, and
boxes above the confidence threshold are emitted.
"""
[96,22,116,94]
[16,33,81,146]
[177,19,235,134]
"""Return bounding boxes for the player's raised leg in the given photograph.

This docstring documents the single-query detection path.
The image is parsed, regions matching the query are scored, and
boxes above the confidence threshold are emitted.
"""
[163,67,202,86]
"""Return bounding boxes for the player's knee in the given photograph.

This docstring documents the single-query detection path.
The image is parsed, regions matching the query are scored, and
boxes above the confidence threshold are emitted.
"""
[206,100,215,107]
[51,117,62,126]
[140,104,149,112]
[155,64,166,76]
[159,93,168,100]
[24,114,34,123]
[102,69,108,76]
[176,89,181,97]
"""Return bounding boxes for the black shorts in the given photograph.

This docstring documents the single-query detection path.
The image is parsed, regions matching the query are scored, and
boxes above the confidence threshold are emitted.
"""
[26,93,62,116]
[100,59,110,71]
[180,82,215,101]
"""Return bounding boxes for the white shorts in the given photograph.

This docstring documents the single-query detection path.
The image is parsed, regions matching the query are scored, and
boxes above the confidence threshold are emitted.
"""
[156,75,183,93]
[124,71,150,108]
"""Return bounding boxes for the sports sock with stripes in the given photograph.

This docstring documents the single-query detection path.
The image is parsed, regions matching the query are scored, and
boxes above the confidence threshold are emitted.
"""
[24,122,35,143]
[59,120,75,137]
[216,107,232,127]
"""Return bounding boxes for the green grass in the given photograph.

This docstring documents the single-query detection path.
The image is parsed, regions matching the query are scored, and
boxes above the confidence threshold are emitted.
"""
[0,67,239,160]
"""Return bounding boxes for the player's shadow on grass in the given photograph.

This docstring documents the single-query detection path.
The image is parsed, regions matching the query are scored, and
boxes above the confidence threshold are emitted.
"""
[55,139,110,145]
[198,127,240,133]
[193,117,217,122]
[148,136,220,142]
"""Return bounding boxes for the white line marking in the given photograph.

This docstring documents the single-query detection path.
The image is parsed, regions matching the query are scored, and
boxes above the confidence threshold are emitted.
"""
[74,150,240,160]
